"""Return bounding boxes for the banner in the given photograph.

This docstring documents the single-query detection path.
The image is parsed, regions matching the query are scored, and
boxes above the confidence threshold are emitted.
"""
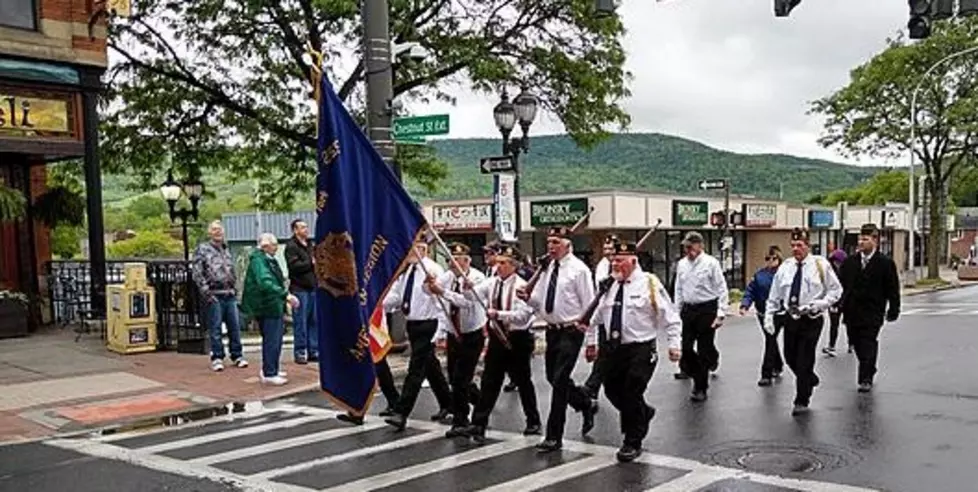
[314,74,425,416]
[494,174,517,241]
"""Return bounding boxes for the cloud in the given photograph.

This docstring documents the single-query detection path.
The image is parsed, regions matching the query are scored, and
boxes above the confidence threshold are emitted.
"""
[412,0,909,166]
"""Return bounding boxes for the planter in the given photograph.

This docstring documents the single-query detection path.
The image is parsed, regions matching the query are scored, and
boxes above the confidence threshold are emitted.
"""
[0,300,29,339]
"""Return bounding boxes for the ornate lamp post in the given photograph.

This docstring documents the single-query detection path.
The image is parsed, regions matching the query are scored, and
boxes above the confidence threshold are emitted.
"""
[493,86,539,238]
[159,169,204,260]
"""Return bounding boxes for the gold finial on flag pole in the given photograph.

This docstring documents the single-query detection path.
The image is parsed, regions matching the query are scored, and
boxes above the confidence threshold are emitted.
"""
[305,43,325,103]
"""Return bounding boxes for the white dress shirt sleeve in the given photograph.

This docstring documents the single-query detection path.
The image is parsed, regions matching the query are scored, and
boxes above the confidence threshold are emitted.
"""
[383,273,403,312]
[674,261,686,309]
[653,277,683,350]
[764,263,787,323]
[574,263,597,342]
[497,293,536,327]
[527,266,548,310]
[711,258,730,318]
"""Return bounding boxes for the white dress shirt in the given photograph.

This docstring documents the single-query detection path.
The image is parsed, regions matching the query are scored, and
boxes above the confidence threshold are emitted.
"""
[674,252,729,318]
[764,254,843,324]
[861,249,876,268]
[485,265,498,278]
[446,273,536,331]
[382,257,446,322]
[588,269,682,349]
[435,268,488,335]
[594,257,613,285]
[527,252,595,325]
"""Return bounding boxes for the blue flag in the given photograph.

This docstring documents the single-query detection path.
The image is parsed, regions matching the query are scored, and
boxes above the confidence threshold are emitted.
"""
[313,75,425,416]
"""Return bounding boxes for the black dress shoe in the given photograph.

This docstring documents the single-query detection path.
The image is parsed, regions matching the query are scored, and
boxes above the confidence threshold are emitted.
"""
[523,424,542,436]
[791,404,810,416]
[690,390,708,402]
[384,414,407,431]
[430,409,451,422]
[379,406,396,417]
[503,382,517,392]
[616,445,642,463]
[337,413,364,426]
[466,425,487,444]
[582,400,598,436]
[445,426,468,438]
[757,377,773,387]
[857,382,873,393]
[535,439,562,453]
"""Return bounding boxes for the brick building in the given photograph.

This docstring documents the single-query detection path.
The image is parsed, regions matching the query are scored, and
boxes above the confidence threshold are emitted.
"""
[0,0,110,333]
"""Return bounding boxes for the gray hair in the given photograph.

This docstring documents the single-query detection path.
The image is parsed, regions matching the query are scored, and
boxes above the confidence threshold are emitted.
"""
[258,233,278,247]
[209,220,223,231]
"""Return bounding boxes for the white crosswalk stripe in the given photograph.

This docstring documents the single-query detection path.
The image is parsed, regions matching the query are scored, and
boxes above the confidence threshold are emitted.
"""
[45,403,881,492]
[898,307,978,316]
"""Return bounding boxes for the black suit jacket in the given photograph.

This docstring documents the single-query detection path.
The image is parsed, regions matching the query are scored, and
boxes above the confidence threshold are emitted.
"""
[839,252,901,328]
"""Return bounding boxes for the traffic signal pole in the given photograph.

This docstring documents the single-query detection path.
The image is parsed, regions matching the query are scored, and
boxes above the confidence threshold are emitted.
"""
[362,0,399,181]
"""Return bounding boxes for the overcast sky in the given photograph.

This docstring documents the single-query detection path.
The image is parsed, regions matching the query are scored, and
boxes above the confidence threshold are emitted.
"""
[411,0,908,167]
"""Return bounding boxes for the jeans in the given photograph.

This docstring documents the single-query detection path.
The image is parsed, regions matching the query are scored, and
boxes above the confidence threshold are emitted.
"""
[292,290,319,359]
[259,316,285,378]
[206,294,243,361]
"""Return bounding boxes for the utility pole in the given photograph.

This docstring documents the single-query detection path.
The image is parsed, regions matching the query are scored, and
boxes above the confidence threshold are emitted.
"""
[362,0,399,181]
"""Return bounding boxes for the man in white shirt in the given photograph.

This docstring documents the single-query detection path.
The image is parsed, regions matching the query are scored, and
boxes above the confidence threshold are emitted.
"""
[517,226,599,452]
[446,245,542,442]
[583,234,619,400]
[765,228,843,416]
[427,242,488,437]
[584,240,682,463]
[674,231,729,402]
[382,239,453,430]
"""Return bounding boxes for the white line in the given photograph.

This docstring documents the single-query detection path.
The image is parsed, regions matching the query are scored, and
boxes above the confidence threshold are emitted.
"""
[45,438,316,492]
[138,415,326,454]
[643,469,734,491]
[253,430,442,480]
[901,308,925,315]
[320,437,533,492]
[96,408,307,443]
[192,421,387,465]
[481,455,612,492]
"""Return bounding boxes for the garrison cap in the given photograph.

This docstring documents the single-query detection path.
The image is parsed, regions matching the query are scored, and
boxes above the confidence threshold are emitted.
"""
[613,241,638,256]
[448,242,470,256]
[496,245,523,261]
[790,227,811,242]
[547,226,573,239]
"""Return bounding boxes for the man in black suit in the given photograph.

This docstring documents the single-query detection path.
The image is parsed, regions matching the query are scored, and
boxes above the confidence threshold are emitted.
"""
[838,223,901,393]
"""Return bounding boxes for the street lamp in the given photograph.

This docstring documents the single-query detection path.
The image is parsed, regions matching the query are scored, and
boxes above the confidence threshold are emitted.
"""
[493,86,539,240]
[159,169,204,260]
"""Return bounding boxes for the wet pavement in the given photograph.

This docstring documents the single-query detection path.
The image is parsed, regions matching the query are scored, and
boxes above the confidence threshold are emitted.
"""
[2,286,977,491]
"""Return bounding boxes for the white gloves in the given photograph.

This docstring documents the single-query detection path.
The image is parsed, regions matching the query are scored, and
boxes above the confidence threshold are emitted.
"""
[763,315,775,335]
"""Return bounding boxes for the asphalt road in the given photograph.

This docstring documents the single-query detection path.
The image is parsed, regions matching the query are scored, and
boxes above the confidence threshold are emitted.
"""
[2,286,977,492]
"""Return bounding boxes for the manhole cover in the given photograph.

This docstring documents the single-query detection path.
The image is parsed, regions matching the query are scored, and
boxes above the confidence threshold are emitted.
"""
[700,440,861,475]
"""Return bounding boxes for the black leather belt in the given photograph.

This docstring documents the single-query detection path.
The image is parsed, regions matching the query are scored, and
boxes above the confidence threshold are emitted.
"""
[547,323,577,331]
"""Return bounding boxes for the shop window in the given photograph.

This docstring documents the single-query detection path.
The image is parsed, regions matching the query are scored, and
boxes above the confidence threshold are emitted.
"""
[0,0,37,30]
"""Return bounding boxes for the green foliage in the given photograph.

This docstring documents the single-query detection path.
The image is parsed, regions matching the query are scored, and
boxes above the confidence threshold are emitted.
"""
[820,170,908,205]
[106,230,184,259]
[100,0,629,207]
[50,226,83,259]
[0,183,26,223]
[33,186,86,227]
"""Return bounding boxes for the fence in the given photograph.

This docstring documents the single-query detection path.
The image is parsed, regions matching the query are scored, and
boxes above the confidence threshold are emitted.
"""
[46,260,207,353]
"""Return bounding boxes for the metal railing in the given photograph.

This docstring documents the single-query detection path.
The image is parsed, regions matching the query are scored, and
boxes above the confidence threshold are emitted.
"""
[46,260,207,353]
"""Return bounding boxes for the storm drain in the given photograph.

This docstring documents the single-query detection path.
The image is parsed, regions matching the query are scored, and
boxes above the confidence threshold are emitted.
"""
[699,440,862,476]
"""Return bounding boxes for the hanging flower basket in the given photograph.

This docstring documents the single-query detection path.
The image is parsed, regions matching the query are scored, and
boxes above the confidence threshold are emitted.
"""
[0,290,29,338]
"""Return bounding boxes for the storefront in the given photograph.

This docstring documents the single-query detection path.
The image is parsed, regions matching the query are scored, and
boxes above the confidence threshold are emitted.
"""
[667,199,748,289]
[430,202,493,270]
[527,197,593,266]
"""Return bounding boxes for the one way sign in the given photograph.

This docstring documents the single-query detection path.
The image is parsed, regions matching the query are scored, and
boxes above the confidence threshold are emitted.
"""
[698,179,727,191]
[480,155,516,174]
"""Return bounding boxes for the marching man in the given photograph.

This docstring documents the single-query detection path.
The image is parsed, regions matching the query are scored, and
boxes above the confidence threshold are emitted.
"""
[583,234,618,400]
[583,240,681,462]
[765,228,843,416]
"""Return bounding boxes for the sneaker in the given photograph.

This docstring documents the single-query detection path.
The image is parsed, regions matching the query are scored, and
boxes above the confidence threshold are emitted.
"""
[233,358,249,368]
[260,374,288,386]
[277,371,288,377]
[211,359,225,372]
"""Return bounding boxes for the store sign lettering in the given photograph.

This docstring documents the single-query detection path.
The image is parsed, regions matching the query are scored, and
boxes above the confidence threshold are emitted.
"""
[432,204,493,231]
[0,94,70,136]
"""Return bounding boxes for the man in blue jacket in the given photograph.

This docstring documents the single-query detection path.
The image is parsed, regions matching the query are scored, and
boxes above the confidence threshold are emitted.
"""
[739,245,785,387]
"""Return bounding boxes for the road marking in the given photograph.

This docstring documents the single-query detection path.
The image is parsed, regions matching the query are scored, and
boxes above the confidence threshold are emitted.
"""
[643,469,734,491]
[138,415,325,454]
[96,408,306,443]
[46,437,316,492]
[480,455,611,492]
[192,420,386,465]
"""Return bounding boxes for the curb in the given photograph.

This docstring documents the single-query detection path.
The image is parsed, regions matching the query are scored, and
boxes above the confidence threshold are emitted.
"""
[902,282,975,296]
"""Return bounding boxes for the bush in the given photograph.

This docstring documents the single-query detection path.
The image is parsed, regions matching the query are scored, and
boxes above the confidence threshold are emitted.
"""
[728,288,744,305]
[107,230,184,259]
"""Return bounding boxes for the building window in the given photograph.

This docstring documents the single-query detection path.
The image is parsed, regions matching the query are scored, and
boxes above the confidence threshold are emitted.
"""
[0,0,37,30]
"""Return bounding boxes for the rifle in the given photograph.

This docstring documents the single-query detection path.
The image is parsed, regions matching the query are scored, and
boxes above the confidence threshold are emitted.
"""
[522,206,596,295]
[576,218,664,329]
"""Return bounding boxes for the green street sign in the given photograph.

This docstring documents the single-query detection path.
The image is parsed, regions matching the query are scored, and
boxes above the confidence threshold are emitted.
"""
[393,114,450,138]
[530,198,589,227]
[395,135,427,146]
[672,200,709,226]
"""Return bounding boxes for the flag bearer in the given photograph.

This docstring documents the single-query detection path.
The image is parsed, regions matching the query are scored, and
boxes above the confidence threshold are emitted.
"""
[517,226,598,452]
[426,243,488,437]
[765,228,843,416]
[583,240,681,462]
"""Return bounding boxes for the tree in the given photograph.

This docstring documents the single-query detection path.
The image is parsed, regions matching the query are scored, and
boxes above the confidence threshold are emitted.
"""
[811,19,978,278]
[101,0,630,206]
[107,230,184,259]
[819,170,909,206]
[50,226,83,259]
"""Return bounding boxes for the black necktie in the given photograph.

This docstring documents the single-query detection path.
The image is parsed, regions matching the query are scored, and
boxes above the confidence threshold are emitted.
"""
[402,264,417,315]
[494,279,504,309]
[450,276,461,331]
[545,260,560,314]
[789,260,803,308]
[609,281,625,335]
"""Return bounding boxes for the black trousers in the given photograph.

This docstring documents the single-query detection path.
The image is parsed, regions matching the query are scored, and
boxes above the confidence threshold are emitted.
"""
[447,331,485,427]
[783,316,822,406]
[756,314,784,378]
[679,300,719,392]
[375,357,399,407]
[396,320,452,417]
[848,323,882,384]
[602,341,657,448]
[544,327,591,441]
[828,310,845,348]
[583,325,606,398]
[472,330,541,428]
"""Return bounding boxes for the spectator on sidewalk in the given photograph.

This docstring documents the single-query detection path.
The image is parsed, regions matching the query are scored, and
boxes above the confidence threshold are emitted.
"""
[193,221,248,372]
[285,219,318,364]
[241,233,300,386]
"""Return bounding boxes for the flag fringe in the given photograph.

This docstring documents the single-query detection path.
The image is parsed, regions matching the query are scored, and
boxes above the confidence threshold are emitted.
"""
[321,381,378,418]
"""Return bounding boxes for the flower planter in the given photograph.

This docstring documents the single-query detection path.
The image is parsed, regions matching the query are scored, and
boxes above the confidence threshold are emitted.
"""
[0,299,29,339]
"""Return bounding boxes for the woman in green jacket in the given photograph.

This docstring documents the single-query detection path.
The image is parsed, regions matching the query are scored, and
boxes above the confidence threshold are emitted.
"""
[241,233,299,385]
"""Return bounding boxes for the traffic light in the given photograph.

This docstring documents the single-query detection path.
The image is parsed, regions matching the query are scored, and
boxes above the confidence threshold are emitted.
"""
[710,211,727,228]
[908,0,932,39]
[774,0,801,17]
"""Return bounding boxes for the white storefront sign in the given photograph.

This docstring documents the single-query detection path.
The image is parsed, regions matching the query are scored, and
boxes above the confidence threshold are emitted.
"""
[744,203,777,227]
[432,203,493,231]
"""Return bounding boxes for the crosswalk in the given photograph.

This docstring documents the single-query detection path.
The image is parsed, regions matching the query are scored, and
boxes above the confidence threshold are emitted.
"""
[899,304,978,316]
[45,402,878,492]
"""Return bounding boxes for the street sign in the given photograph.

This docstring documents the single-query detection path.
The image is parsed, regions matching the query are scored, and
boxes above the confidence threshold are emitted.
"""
[395,135,427,146]
[392,114,450,138]
[479,155,515,174]
[698,179,727,191]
